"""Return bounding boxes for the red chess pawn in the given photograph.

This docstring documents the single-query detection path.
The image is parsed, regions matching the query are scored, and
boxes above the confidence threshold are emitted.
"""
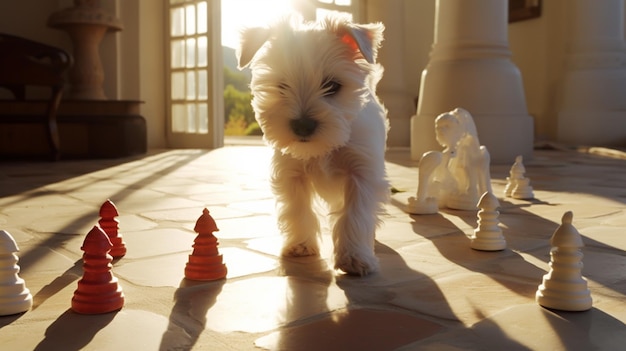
[98,199,126,258]
[71,226,124,314]
[184,208,227,281]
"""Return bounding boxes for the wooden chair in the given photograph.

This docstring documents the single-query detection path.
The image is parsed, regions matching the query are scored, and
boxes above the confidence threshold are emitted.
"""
[0,33,72,160]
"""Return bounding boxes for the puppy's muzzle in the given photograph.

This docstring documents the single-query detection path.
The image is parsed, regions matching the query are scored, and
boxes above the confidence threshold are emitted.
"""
[290,116,318,139]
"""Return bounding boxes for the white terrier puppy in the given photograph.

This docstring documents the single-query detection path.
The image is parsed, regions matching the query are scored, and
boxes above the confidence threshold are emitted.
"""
[237,14,389,276]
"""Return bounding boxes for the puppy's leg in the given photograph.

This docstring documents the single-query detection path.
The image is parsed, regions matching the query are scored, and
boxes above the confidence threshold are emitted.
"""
[272,154,320,257]
[332,152,388,276]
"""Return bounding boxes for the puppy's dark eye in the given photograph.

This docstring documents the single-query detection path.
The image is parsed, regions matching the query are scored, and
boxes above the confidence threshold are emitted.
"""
[278,82,289,95]
[322,79,341,96]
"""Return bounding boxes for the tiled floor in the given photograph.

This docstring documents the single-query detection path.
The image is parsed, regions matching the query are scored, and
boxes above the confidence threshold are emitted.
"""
[0,145,625,350]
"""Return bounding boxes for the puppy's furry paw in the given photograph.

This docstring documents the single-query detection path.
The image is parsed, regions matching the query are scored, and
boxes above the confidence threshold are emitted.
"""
[282,243,319,257]
[334,252,379,276]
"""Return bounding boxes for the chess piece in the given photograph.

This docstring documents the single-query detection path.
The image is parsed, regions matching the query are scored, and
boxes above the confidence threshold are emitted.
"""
[536,211,592,311]
[470,192,506,251]
[511,177,534,199]
[409,108,492,213]
[71,226,124,314]
[98,199,126,258]
[0,230,33,315]
[505,155,534,199]
[184,208,227,281]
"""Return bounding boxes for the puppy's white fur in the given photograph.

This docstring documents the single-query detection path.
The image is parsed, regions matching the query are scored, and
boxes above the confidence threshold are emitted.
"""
[238,14,389,275]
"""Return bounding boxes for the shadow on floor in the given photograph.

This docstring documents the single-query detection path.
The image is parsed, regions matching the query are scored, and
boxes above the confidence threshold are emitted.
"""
[159,278,226,351]
[33,309,117,351]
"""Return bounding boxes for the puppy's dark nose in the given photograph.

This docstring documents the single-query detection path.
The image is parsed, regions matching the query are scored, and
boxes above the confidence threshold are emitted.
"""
[290,116,318,138]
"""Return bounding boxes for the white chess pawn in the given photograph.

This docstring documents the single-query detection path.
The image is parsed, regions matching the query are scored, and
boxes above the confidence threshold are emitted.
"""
[471,192,506,251]
[504,155,524,197]
[511,177,534,199]
[505,155,534,199]
[536,211,592,311]
[0,230,33,315]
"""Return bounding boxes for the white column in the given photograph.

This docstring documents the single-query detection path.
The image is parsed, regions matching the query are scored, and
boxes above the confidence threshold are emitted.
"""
[557,0,626,146]
[411,0,534,163]
[366,0,414,147]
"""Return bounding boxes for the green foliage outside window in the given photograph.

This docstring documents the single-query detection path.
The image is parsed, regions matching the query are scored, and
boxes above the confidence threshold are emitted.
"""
[223,67,261,136]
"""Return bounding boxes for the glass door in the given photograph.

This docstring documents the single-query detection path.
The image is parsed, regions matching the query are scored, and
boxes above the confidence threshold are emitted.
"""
[167,0,223,148]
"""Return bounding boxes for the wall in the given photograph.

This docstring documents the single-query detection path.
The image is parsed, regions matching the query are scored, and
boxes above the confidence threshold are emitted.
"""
[118,0,167,149]
[364,0,436,148]
[0,1,70,52]
[2,1,622,150]
[0,0,166,149]
[509,0,568,142]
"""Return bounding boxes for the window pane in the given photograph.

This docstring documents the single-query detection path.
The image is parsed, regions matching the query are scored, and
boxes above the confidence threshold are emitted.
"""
[335,0,352,5]
[170,7,185,36]
[171,39,185,68]
[316,8,352,21]
[198,69,208,99]
[186,38,196,68]
[172,104,186,132]
[187,103,197,133]
[197,36,208,67]
[171,72,185,100]
[197,2,208,34]
[185,4,196,35]
[198,103,208,134]
[186,71,196,100]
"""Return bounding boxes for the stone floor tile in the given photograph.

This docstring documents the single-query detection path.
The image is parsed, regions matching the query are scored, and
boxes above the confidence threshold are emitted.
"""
[140,205,254,223]
[120,228,195,259]
[218,247,278,278]
[115,214,159,232]
[203,276,348,333]
[18,245,77,278]
[227,199,277,215]
[214,215,280,239]
[114,253,190,288]
[0,309,170,351]
[389,272,535,328]
[579,225,626,251]
[255,308,444,351]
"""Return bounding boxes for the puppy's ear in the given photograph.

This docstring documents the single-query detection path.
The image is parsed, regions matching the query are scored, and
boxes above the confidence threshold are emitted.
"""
[237,27,271,69]
[338,21,385,64]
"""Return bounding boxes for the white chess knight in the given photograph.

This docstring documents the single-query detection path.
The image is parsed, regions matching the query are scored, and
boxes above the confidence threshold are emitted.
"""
[237,14,389,275]
[407,108,492,214]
